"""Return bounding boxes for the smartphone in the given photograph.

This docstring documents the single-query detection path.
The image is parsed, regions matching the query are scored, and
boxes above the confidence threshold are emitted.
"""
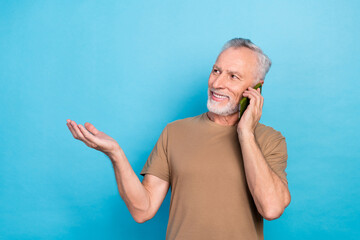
[238,83,263,119]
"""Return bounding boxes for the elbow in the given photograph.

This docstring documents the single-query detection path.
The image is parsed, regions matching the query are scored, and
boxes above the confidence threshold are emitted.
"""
[263,193,291,221]
[134,217,147,224]
[263,207,284,221]
[131,194,153,224]
[132,205,153,224]
[133,213,151,224]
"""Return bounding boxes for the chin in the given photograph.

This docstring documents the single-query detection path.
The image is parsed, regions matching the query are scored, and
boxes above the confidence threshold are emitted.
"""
[207,98,238,116]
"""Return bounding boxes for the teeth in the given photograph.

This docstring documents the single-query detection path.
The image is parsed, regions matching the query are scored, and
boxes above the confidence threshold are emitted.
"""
[213,92,227,99]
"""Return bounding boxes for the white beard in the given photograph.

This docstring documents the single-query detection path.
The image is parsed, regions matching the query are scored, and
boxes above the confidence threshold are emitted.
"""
[206,91,239,116]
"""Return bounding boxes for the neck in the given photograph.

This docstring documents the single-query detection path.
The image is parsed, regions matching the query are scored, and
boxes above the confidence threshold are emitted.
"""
[206,111,239,126]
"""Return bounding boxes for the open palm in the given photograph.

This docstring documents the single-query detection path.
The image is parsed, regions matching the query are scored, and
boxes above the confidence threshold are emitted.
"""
[66,119,121,156]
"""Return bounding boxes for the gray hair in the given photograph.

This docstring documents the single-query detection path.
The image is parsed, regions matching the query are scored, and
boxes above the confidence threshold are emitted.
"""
[220,38,272,83]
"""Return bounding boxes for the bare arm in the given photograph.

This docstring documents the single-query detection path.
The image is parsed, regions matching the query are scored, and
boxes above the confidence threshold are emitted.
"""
[110,150,170,223]
[237,86,291,220]
[66,119,169,223]
[238,133,291,220]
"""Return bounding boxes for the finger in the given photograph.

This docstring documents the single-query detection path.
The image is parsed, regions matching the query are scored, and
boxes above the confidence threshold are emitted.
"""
[259,89,264,109]
[70,120,83,138]
[257,88,264,109]
[244,90,260,110]
[243,89,258,102]
[248,88,262,108]
[257,87,261,95]
[70,121,92,144]
[78,124,100,145]
[67,122,79,139]
[84,122,100,135]
[242,92,256,111]
[248,87,261,96]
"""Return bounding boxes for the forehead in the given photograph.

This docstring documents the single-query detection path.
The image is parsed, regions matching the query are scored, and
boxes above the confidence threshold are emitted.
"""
[215,47,259,74]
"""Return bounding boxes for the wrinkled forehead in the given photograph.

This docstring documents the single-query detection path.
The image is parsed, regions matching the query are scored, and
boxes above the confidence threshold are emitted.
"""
[215,47,259,77]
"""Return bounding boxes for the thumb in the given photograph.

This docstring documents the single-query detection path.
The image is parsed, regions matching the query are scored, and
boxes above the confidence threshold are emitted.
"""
[84,122,100,135]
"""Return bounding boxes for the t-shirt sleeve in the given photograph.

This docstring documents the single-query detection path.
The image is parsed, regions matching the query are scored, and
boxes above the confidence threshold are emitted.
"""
[262,131,288,184]
[140,125,170,183]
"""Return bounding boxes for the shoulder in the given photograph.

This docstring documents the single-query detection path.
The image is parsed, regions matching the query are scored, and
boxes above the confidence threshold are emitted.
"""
[255,122,285,138]
[255,122,286,148]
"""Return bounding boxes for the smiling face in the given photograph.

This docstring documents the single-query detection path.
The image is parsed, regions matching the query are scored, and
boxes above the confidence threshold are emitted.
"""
[207,46,261,116]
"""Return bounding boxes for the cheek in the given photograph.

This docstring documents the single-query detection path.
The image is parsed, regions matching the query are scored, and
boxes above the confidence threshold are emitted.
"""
[233,87,246,102]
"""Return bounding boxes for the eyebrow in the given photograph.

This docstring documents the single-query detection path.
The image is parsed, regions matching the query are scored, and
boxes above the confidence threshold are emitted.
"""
[213,65,243,78]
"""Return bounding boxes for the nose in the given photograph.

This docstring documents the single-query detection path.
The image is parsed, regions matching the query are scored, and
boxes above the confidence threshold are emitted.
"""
[212,73,226,89]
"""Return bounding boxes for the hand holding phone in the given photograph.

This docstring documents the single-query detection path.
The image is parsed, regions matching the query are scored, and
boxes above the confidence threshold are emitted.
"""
[238,83,263,120]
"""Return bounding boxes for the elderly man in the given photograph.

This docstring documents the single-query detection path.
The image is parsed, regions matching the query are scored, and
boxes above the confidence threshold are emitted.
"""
[66,38,291,240]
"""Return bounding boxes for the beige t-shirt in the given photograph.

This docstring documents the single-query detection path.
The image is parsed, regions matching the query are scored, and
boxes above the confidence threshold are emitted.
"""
[140,112,288,240]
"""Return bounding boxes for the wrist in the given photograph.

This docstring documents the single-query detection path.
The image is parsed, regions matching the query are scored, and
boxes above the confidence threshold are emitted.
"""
[106,148,124,164]
[237,129,255,142]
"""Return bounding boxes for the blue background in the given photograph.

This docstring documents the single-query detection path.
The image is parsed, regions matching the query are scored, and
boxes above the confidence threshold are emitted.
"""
[1,1,359,239]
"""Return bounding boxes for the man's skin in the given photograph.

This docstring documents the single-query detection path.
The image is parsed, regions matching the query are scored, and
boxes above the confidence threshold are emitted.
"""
[66,46,291,223]
[207,47,291,220]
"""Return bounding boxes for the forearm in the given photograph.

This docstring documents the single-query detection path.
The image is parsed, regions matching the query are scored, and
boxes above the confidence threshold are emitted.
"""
[108,150,150,222]
[239,132,290,220]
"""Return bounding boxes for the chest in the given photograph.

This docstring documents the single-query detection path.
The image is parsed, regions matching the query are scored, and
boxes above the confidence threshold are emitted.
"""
[169,131,246,186]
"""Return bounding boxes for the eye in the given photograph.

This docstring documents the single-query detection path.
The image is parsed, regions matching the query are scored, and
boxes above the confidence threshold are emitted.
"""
[231,74,238,79]
[212,68,220,74]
